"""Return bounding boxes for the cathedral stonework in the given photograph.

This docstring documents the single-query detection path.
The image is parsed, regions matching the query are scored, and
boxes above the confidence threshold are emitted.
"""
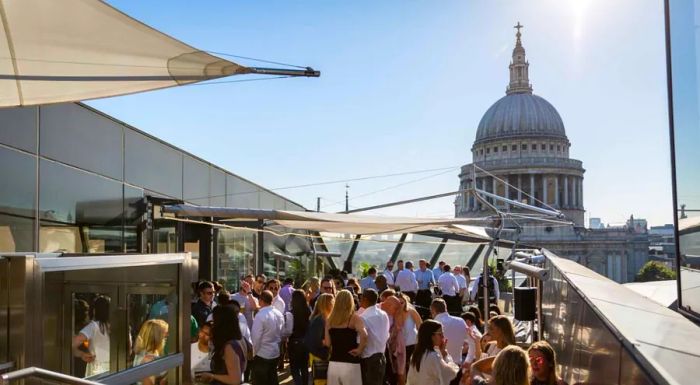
[456,24,649,283]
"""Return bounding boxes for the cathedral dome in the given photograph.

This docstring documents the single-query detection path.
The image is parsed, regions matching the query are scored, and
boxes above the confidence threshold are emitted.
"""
[474,93,566,144]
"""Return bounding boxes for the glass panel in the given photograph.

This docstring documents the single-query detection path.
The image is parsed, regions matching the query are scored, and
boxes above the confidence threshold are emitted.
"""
[124,185,144,253]
[184,156,210,206]
[125,129,182,199]
[216,229,256,292]
[39,160,123,253]
[128,292,178,367]
[0,106,37,153]
[210,168,226,207]
[226,175,259,208]
[0,146,36,251]
[668,0,700,317]
[263,226,314,282]
[259,191,275,209]
[40,104,124,180]
[346,234,400,277]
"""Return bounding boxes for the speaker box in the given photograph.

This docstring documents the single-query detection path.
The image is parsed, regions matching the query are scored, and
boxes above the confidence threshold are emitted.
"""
[514,287,537,321]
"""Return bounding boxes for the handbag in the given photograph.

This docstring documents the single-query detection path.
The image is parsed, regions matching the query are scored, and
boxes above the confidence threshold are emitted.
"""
[311,354,328,380]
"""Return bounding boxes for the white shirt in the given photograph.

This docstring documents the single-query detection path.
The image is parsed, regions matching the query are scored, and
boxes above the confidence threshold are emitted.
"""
[438,272,460,296]
[239,313,252,346]
[464,324,483,364]
[455,274,468,294]
[360,275,378,291]
[359,305,390,358]
[396,269,418,293]
[251,306,284,359]
[230,292,256,328]
[382,269,395,286]
[80,320,110,377]
[406,350,459,385]
[434,312,467,364]
[432,267,444,280]
[469,275,500,301]
[272,295,286,314]
[191,343,211,378]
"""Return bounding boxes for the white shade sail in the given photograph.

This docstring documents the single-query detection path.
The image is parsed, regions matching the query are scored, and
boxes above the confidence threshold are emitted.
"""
[0,0,249,107]
[163,204,493,241]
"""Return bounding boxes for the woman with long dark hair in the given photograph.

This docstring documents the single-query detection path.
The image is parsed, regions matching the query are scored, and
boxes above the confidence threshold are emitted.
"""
[467,306,484,333]
[72,295,111,377]
[197,305,246,385]
[406,320,459,385]
[289,289,311,385]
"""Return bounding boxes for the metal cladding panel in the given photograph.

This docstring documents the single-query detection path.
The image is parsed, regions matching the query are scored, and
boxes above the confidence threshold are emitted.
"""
[575,303,621,384]
[619,348,654,385]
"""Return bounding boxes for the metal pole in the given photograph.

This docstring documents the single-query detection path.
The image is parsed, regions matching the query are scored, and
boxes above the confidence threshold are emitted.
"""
[389,233,409,264]
[316,197,321,212]
[247,66,321,77]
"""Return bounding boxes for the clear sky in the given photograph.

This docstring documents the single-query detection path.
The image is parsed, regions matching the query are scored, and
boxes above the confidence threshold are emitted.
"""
[91,0,672,226]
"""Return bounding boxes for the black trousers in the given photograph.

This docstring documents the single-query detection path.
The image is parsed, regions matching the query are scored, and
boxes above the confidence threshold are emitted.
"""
[402,291,417,303]
[361,352,386,385]
[416,289,432,310]
[443,294,462,315]
[251,355,279,385]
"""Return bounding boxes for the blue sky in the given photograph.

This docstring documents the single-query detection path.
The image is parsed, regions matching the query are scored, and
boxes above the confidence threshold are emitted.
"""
[91,0,672,226]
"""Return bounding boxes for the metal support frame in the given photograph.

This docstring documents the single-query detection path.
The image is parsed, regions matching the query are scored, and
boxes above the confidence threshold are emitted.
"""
[465,244,486,271]
[389,233,408,264]
[429,238,449,268]
[343,235,362,273]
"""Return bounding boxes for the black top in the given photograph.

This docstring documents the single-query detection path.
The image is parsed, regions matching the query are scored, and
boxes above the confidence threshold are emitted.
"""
[191,299,213,328]
[328,326,360,364]
[304,315,329,359]
[292,310,310,339]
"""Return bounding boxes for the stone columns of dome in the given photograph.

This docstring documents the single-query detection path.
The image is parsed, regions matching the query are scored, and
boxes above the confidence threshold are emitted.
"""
[529,174,535,206]
[578,177,584,209]
[492,176,497,205]
[564,175,569,208]
[572,177,578,210]
[504,176,510,207]
[475,177,482,211]
[554,176,560,207]
[542,175,548,207]
[517,174,522,203]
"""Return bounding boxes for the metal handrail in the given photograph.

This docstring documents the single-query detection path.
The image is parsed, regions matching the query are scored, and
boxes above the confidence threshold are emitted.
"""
[0,367,102,385]
[0,353,183,385]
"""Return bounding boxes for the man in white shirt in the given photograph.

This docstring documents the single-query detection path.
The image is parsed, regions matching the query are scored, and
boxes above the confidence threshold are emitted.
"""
[431,298,467,367]
[469,272,500,316]
[251,290,284,385]
[230,281,258,329]
[358,289,390,385]
[438,264,461,314]
[265,279,286,314]
[395,261,419,302]
[453,265,468,302]
[191,322,212,382]
[381,261,395,288]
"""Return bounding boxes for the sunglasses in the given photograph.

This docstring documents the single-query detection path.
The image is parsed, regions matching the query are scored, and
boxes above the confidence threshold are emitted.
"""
[530,356,545,366]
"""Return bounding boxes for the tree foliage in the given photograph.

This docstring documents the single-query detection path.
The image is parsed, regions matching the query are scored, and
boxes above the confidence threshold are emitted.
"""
[635,261,676,282]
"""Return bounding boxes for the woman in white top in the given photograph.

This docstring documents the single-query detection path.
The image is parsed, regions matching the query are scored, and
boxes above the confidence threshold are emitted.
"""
[72,296,111,378]
[398,293,422,376]
[406,320,459,385]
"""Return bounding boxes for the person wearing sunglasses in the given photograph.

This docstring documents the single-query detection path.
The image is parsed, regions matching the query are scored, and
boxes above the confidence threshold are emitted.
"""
[528,341,567,385]
[407,320,459,385]
[192,281,216,328]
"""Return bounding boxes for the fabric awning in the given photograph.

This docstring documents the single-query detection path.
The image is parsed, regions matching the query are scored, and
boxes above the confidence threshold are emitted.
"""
[0,0,250,107]
[162,204,492,241]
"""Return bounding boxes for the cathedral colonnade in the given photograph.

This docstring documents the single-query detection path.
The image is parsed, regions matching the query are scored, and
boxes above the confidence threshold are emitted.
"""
[463,173,583,211]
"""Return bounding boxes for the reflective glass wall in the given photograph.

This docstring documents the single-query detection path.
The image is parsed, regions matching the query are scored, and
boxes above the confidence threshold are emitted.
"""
[667,0,700,319]
[0,103,304,257]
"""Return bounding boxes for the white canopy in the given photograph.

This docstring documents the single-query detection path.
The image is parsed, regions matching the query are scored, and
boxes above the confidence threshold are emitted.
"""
[0,0,249,107]
[163,204,492,241]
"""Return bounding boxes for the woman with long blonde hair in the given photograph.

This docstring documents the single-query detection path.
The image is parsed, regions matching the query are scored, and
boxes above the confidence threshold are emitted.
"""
[492,345,530,385]
[469,315,516,376]
[133,319,169,385]
[305,293,335,385]
[323,290,367,385]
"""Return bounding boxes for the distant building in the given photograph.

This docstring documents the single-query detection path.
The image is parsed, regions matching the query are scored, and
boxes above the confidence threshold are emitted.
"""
[589,218,603,229]
[455,26,649,283]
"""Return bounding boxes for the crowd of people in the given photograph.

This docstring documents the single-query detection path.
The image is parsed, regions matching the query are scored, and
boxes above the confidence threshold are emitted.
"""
[183,259,566,385]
